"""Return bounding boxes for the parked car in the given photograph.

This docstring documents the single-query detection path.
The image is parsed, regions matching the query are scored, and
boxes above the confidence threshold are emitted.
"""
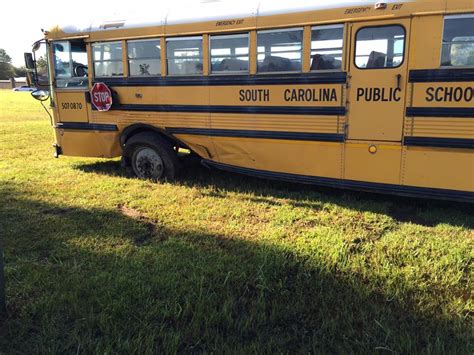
[12,86,37,92]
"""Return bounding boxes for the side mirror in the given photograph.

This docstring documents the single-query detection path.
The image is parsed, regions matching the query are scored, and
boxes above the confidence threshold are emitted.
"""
[31,89,50,101]
[32,41,41,52]
[24,53,35,70]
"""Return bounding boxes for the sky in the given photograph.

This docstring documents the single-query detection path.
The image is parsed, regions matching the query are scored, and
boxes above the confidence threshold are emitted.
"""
[0,0,208,66]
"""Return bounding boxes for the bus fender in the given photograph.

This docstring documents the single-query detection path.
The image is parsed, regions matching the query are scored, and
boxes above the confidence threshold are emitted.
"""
[120,124,192,150]
[120,124,189,166]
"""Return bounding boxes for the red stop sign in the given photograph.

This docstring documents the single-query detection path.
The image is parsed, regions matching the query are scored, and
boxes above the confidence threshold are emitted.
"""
[91,82,113,111]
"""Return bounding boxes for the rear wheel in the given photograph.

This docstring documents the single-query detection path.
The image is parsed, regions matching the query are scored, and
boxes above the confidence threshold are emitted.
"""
[124,132,179,181]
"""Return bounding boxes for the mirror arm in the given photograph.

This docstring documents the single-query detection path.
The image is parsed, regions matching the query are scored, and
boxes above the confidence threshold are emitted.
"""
[32,90,53,126]
[32,50,39,88]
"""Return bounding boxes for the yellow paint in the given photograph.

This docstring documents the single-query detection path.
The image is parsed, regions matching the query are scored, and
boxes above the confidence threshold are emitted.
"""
[345,141,402,184]
[402,147,474,192]
[210,85,343,107]
[210,137,343,179]
[302,26,311,73]
[404,117,474,139]
[56,130,121,158]
[55,91,89,123]
[203,34,210,76]
[408,15,443,69]
[412,83,474,108]
[249,31,257,75]
[122,40,129,77]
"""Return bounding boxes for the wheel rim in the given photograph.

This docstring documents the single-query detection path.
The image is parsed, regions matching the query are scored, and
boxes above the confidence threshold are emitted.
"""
[133,147,164,180]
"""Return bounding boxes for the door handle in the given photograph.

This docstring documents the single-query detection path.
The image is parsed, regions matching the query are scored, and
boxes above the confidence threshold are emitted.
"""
[396,74,402,90]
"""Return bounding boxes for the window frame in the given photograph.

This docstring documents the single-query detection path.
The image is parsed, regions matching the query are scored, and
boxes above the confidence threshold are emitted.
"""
[354,24,407,70]
[209,32,250,75]
[92,41,124,78]
[256,27,304,74]
[53,41,73,82]
[52,40,89,89]
[127,38,162,77]
[440,14,474,69]
[310,23,345,72]
[166,36,204,76]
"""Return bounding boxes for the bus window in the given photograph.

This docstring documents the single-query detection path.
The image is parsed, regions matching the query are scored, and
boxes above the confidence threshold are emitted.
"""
[257,28,303,73]
[166,37,203,76]
[311,25,344,71]
[210,34,249,74]
[53,40,88,88]
[355,25,405,69]
[93,42,123,77]
[441,15,474,67]
[128,39,161,76]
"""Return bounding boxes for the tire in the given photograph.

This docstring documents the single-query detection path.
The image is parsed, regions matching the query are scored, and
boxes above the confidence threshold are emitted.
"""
[124,132,179,181]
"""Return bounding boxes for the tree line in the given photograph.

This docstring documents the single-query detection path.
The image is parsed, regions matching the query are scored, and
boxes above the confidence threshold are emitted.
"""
[0,48,48,80]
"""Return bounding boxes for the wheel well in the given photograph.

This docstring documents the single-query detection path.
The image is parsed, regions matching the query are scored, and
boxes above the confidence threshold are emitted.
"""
[120,124,190,167]
[121,124,177,148]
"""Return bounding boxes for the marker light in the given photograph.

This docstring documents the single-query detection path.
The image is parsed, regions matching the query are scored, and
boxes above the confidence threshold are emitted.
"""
[375,3,387,10]
[369,145,378,154]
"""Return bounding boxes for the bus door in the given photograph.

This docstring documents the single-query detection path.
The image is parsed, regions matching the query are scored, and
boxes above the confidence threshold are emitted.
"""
[52,40,91,123]
[347,19,411,141]
[344,19,411,185]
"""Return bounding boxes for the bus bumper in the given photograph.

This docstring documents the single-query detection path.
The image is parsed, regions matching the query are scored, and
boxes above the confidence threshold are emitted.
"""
[53,126,122,158]
[53,143,62,158]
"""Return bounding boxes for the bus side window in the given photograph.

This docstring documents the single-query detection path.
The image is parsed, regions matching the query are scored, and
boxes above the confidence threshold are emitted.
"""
[441,15,474,67]
[166,37,203,76]
[128,39,161,76]
[210,33,249,74]
[93,42,124,77]
[355,25,405,69]
[311,25,344,71]
[257,28,303,73]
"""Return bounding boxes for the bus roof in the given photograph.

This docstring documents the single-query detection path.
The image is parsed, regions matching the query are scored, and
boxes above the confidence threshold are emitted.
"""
[46,0,458,40]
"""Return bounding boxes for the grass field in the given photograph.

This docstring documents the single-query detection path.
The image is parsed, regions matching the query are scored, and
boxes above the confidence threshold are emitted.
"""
[0,90,472,353]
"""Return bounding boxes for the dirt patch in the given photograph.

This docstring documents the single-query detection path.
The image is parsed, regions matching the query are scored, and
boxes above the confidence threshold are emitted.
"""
[117,204,169,245]
[118,205,146,220]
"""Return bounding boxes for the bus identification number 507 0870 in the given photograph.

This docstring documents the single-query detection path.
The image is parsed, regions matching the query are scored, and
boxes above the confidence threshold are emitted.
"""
[61,102,83,110]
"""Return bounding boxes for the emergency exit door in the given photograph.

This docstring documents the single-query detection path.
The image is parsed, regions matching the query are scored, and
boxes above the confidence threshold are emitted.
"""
[348,19,411,141]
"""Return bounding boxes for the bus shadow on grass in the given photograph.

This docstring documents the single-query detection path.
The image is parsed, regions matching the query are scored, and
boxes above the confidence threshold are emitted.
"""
[75,159,474,229]
[0,183,470,353]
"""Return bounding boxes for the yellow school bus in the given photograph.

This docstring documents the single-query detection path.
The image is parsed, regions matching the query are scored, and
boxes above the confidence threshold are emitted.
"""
[26,0,474,202]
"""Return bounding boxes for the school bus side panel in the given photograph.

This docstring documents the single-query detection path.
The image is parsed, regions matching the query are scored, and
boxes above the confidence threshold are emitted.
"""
[90,85,217,159]
[447,0,473,12]
[403,14,474,192]
[56,129,122,158]
[208,83,345,178]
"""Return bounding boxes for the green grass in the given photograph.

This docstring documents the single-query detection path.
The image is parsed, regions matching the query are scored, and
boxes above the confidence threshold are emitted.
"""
[0,90,472,353]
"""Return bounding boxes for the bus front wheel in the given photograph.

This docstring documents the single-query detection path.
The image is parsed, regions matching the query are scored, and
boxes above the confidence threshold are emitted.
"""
[124,132,179,181]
